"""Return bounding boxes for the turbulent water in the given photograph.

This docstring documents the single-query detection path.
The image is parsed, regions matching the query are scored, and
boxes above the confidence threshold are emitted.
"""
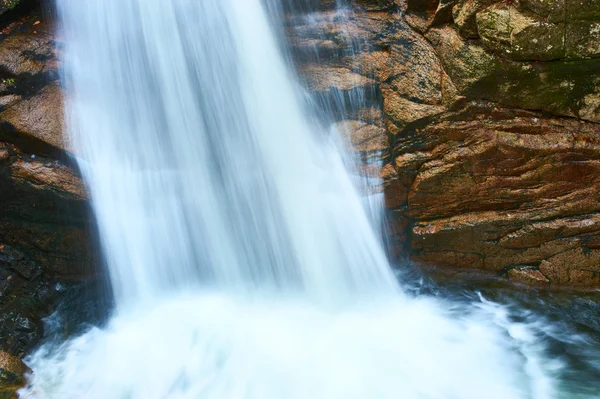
[19,0,599,398]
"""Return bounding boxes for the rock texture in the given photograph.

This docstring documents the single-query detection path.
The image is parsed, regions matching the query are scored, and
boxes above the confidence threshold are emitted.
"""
[0,351,28,398]
[287,0,600,287]
[0,1,20,18]
[0,3,99,366]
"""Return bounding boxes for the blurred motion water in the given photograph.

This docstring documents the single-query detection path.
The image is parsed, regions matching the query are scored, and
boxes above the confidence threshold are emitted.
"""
[19,0,600,398]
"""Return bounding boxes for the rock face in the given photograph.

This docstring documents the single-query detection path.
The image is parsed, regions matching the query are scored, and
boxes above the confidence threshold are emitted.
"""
[287,0,600,287]
[0,351,28,398]
[0,4,100,362]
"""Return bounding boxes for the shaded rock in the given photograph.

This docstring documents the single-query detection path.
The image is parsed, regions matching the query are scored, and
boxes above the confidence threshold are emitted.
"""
[452,0,496,38]
[0,143,97,278]
[0,22,58,77]
[519,0,566,22]
[426,25,600,122]
[405,0,440,13]
[0,83,67,154]
[425,26,498,92]
[404,0,457,32]
[355,0,403,10]
[476,4,565,61]
[0,1,20,17]
[566,21,600,59]
[565,0,600,21]
[0,300,44,357]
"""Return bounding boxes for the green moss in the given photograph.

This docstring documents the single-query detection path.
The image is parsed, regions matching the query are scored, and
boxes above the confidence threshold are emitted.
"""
[0,0,19,15]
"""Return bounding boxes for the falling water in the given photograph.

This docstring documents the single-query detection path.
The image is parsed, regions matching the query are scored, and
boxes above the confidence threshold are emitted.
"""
[19,0,578,398]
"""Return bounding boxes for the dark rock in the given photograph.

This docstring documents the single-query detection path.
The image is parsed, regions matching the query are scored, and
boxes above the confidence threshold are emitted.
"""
[0,4,101,362]
[426,25,600,123]
[0,1,21,17]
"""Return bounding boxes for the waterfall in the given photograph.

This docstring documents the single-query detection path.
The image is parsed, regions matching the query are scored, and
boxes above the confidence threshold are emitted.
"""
[56,0,397,305]
[20,1,563,398]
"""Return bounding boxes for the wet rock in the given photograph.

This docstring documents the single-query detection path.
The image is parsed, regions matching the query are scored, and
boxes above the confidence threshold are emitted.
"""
[0,302,44,357]
[290,9,457,131]
[0,351,28,398]
[0,246,41,279]
[299,65,376,92]
[507,268,550,286]
[0,143,97,278]
[336,119,388,153]
[387,102,600,287]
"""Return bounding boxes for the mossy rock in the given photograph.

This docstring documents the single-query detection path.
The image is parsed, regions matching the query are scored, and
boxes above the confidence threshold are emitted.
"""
[566,21,600,59]
[427,25,600,122]
[452,0,497,38]
[476,4,566,61]
[474,57,600,122]
[519,0,566,22]
[566,0,600,21]
[0,0,20,16]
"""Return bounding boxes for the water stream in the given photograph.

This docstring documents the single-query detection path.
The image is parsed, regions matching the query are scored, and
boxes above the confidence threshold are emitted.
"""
[19,0,600,398]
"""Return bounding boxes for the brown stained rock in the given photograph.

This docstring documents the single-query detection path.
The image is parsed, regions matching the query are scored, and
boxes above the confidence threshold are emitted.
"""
[425,26,498,93]
[507,268,550,286]
[288,10,396,58]
[290,9,455,110]
[388,102,600,286]
[0,143,96,278]
[0,83,67,153]
[0,351,28,395]
[383,87,445,128]
[402,105,600,220]
[539,248,600,287]
[336,120,388,153]
[10,158,86,200]
[402,0,455,31]
[0,28,58,76]
[298,65,376,92]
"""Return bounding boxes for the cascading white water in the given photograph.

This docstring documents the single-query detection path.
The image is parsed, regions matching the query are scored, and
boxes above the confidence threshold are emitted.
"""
[57,0,397,304]
[20,0,565,398]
